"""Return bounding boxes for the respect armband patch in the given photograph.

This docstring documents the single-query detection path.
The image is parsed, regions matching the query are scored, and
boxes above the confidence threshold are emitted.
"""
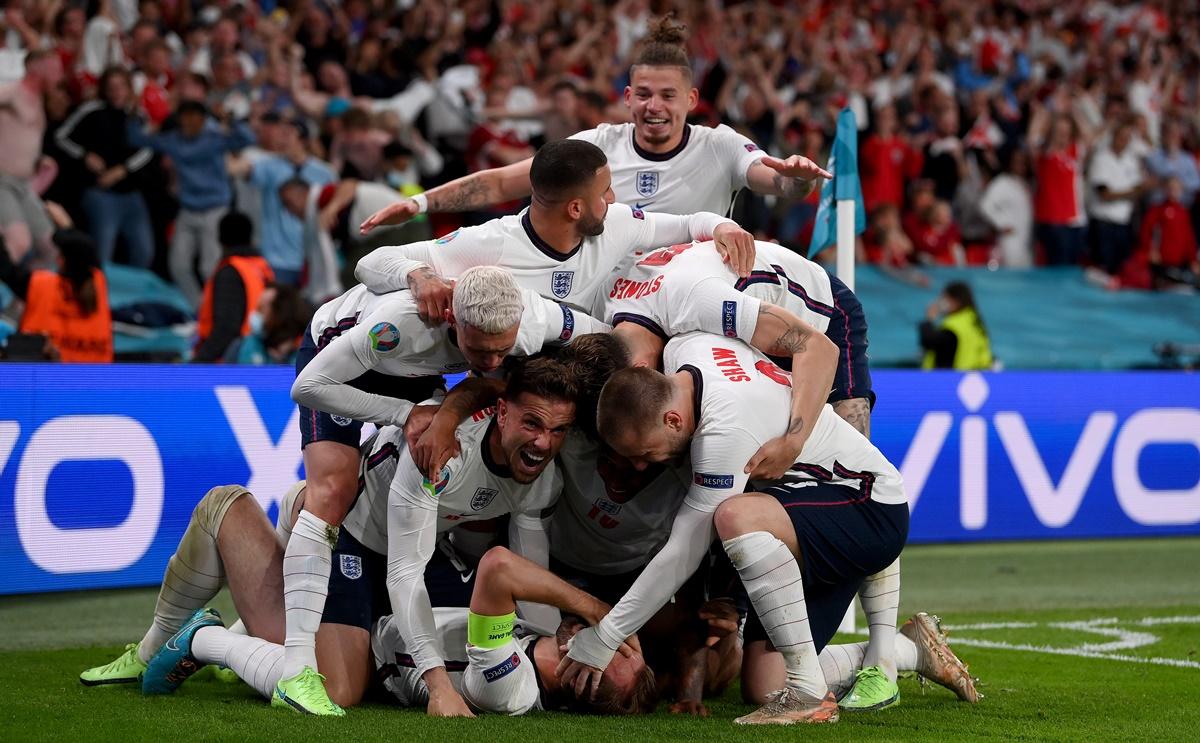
[694,473,736,489]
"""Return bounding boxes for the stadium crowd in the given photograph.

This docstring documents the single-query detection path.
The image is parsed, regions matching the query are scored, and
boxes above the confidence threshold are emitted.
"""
[1,0,1198,365]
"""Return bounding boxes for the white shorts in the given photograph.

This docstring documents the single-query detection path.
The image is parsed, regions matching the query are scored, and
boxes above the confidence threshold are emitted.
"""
[461,637,541,716]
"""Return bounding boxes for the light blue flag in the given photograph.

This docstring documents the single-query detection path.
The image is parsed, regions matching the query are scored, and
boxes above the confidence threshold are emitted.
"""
[807,107,867,258]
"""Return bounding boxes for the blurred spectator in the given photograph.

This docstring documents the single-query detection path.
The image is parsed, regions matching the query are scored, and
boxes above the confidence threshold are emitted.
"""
[131,39,174,126]
[55,66,155,268]
[1144,121,1199,207]
[1087,119,1145,276]
[226,283,311,365]
[1137,177,1199,290]
[81,0,124,81]
[909,200,965,267]
[0,229,112,363]
[128,100,255,306]
[979,148,1034,268]
[860,103,921,213]
[0,49,61,266]
[1030,103,1091,266]
[228,120,336,285]
[193,212,274,363]
[920,281,992,371]
[921,101,966,203]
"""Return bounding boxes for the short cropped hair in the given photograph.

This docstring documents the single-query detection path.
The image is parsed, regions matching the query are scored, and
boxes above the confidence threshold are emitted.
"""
[558,333,631,440]
[571,663,659,716]
[503,354,580,408]
[529,140,608,202]
[218,211,253,248]
[453,266,524,333]
[595,366,674,443]
[630,16,692,81]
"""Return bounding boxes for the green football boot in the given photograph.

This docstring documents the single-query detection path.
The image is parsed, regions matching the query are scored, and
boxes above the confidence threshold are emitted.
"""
[272,667,345,716]
[80,643,148,686]
[839,665,900,711]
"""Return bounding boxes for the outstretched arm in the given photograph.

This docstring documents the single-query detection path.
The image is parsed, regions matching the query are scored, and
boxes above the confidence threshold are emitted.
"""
[745,156,832,200]
[359,158,534,233]
[469,546,608,626]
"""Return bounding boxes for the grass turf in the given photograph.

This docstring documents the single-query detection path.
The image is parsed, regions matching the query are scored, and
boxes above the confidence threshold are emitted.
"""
[2,537,1198,742]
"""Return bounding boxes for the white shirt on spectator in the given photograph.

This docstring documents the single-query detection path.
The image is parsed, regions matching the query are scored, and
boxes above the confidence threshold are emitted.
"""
[1087,145,1143,225]
[980,174,1034,268]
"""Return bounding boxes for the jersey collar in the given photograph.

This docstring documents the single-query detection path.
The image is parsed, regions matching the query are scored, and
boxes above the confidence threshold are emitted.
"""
[521,211,583,262]
[632,124,692,162]
[678,363,704,426]
[481,417,514,479]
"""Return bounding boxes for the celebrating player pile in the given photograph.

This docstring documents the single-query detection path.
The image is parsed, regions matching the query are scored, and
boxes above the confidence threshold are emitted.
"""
[79,16,981,726]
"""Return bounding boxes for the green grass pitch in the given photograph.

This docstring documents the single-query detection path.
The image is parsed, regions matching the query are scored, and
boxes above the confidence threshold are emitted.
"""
[2,537,1198,742]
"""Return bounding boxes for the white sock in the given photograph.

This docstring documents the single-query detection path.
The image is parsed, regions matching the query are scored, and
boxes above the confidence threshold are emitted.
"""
[819,634,921,696]
[227,619,247,636]
[860,559,901,681]
[193,626,284,699]
[138,508,224,663]
[281,510,335,678]
[819,643,867,699]
[724,531,827,701]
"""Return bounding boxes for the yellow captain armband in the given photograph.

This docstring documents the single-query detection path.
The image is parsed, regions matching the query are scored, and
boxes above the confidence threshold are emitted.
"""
[467,611,515,649]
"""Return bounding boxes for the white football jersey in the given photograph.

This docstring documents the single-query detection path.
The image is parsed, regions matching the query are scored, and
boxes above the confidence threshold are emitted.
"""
[372,609,547,715]
[570,123,766,216]
[600,239,836,337]
[549,431,690,575]
[663,332,905,513]
[343,410,562,555]
[307,283,603,379]
[353,205,733,314]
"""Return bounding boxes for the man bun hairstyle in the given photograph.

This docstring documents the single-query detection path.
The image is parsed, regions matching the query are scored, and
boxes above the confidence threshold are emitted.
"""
[529,140,608,203]
[453,266,524,333]
[631,16,692,80]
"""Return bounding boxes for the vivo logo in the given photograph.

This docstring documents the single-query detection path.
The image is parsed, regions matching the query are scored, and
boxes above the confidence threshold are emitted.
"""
[897,373,1200,530]
[0,386,303,575]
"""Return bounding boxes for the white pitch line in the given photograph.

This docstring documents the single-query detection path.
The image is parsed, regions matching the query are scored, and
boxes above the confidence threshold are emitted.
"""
[1134,615,1200,626]
[943,621,1037,631]
[945,636,1200,670]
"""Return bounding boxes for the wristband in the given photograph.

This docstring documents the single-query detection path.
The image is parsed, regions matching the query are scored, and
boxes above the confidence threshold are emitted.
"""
[412,192,429,213]
[467,611,515,649]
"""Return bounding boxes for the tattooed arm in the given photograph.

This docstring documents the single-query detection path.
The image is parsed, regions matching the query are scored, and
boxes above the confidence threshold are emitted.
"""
[832,397,872,438]
[359,158,535,232]
[744,302,839,478]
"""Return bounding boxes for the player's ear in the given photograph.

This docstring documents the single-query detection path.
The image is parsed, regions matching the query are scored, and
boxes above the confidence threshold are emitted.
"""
[567,196,583,220]
[664,409,682,431]
[496,397,508,423]
[687,87,699,111]
[444,308,456,326]
[623,85,633,108]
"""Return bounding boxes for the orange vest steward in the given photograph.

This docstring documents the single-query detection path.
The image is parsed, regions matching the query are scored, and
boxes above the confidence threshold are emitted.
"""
[19,268,113,362]
[196,255,275,346]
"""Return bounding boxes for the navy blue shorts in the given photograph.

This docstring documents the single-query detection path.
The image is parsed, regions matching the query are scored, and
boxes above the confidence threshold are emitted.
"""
[296,332,445,449]
[743,480,908,653]
[323,529,390,631]
[323,531,483,631]
[768,274,873,407]
[823,275,873,407]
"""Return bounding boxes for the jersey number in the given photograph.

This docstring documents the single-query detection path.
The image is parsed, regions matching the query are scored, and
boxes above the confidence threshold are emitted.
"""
[637,242,694,266]
[755,360,791,387]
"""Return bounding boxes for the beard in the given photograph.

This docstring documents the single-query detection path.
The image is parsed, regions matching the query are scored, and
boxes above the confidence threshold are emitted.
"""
[578,211,606,237]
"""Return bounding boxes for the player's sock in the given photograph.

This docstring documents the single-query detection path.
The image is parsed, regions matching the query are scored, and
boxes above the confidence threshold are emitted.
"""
[819,643,867,699]
[896,633,919,671]
[281,509,336,678]
[723,531,827,701]
[859,559,901,681]
[137,487,242,663]
[192,626,284,699]
[227,619,247,636]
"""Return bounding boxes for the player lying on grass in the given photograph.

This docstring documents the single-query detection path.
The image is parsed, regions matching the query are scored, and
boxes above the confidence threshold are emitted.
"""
[357,17,829,234]
[283,265,606,714]
[560,332,909,724]
[80,355,582,716]
[80,484,658,716]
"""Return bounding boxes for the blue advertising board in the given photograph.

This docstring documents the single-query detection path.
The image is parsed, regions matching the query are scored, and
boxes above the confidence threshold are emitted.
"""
[0,365,1197,595]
